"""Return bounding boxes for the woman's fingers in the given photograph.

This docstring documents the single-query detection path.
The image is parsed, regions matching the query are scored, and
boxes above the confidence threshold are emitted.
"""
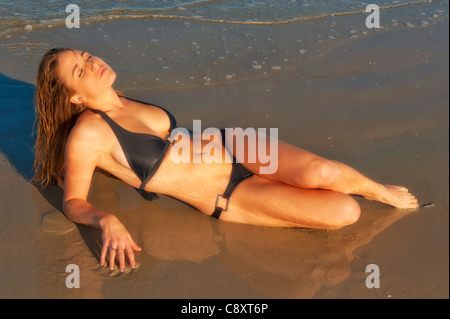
[126,245,137,270]
[131,238,142,252]
[108,244,117,270]
[117,244,126,272]
[100,242,108,267]
[99,217,142,272]
[102,240,140,272]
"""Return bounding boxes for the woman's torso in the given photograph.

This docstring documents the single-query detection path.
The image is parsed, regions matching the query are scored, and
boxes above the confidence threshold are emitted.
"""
[78,97,234,214]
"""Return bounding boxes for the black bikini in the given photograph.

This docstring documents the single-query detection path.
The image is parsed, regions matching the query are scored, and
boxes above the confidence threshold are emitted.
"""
[213,128,254,218]
[90,97,253,219]
[89,98,176,191]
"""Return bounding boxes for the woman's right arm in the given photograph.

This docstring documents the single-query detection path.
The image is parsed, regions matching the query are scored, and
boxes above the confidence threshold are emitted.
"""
[62,121,141,271]
[62,119,105,226]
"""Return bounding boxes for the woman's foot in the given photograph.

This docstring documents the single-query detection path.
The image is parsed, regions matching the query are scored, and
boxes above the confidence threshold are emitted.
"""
[364,185,419,209]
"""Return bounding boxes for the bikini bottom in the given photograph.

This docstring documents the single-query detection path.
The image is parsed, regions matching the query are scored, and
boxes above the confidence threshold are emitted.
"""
[211,128,254,219]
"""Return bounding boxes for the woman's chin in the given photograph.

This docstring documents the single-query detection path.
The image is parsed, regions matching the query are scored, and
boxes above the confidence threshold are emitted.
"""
[106,70,117,86]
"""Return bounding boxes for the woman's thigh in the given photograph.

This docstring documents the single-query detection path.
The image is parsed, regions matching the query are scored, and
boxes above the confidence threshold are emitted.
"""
[220,174,360,229]
[224,128,335,188]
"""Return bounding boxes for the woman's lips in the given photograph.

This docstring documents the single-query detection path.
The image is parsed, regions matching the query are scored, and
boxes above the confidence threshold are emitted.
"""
[99,67,106,79]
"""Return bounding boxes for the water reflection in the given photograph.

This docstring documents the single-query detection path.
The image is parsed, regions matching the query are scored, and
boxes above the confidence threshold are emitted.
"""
[35,131,414,299]
[135,190,410,298]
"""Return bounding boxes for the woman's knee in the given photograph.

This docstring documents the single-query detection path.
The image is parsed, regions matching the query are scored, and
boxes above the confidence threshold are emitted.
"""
[328,196,361,229]
[295,158,341,188]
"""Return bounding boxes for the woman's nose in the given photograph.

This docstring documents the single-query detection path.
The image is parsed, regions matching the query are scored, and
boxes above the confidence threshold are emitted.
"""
[88,59,99,72]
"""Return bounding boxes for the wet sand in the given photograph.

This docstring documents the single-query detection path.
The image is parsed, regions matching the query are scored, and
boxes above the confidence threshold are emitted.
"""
[0,15,448,299]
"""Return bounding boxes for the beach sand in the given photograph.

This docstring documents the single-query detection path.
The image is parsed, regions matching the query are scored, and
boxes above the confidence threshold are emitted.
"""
[0,13,448,299]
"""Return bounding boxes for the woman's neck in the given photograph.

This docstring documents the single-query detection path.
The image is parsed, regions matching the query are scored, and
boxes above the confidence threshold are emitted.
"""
[86,87,125,112]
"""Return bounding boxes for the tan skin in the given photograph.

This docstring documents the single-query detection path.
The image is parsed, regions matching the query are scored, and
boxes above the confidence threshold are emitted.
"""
[58,50,419,272]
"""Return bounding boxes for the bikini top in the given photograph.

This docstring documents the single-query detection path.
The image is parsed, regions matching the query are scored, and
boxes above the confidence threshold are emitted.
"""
[89,97,177,194]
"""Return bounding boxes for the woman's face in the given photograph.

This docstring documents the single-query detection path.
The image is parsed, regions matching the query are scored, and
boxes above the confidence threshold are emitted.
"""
[56,49,116,104]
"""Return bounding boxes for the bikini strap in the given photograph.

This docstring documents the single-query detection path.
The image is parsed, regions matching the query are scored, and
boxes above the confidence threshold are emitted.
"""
[121,96,177,131]
[89,108,124,135]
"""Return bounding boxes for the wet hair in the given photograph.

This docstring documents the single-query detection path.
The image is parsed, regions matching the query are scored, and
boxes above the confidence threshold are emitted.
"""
[32,48,82,188]
[32,47,121,188]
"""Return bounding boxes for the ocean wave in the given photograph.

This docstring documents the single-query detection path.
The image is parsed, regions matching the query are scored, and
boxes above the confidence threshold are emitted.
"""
[0,0,443,37]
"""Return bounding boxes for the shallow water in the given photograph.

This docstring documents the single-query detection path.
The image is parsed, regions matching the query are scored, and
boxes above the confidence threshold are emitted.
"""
[0,0,448,89]
[1,0,448,35]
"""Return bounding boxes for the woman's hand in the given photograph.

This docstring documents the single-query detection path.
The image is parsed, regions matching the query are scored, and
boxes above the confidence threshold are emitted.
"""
[99,214,142,272]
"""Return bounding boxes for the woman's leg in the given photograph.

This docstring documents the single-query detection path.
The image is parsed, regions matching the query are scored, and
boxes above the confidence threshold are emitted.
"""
[226,129,419,209]
[221,175,361,229]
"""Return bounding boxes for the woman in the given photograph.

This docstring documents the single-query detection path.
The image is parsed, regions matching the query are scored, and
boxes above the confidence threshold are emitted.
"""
[32,48,419,272]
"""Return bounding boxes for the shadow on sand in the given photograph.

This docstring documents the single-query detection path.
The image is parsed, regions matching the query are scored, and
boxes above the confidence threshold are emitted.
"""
[0,73,36,181]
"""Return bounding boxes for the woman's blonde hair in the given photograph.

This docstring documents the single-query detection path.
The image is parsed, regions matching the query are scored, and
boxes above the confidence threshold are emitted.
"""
[32,48,122,188]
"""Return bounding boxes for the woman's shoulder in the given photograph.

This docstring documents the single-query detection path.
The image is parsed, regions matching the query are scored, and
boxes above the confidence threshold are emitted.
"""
[67,110,106,147]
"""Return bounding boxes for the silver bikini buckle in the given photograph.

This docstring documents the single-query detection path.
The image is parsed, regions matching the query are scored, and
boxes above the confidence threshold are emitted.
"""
[165,134,175,145]
[215,194,230,212]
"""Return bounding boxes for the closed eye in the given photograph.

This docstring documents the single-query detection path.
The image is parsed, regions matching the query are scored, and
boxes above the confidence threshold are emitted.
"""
[79,55,92,77]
